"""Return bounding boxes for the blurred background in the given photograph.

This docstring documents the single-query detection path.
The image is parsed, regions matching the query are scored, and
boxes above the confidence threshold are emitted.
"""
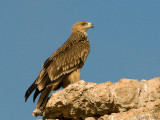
[0,0,160,120]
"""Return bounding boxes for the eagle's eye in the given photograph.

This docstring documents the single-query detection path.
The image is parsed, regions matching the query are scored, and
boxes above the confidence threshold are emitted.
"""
[82,23,86,26]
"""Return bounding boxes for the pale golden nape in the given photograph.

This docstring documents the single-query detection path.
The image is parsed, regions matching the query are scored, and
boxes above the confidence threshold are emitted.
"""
[72,21,94,32]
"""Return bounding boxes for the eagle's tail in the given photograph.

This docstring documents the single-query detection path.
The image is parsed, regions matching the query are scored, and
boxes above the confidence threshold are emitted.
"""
[33,88,41,103]
[36,78,64,108]
[25,81,37,102]
[36,86,52,108]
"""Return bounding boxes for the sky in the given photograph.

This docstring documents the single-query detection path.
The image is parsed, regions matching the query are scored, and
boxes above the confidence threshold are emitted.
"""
[0,0,160,120]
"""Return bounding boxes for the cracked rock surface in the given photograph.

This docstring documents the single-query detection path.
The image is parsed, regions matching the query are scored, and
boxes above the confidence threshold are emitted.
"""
[34,77,160,120]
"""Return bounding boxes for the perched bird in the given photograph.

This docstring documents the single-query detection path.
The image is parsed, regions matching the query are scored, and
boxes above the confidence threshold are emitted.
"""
[25,21,94,108]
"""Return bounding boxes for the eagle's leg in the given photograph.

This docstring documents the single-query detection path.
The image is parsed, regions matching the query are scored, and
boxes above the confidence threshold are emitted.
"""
[62,69,81,88]
[68,68,81,83]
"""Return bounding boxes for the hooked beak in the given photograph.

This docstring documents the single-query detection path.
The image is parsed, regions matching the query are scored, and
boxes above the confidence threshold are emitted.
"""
[91,23,94,29]
[88,22,94,29]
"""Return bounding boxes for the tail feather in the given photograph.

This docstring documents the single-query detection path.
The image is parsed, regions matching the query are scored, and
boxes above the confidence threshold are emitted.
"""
[33,88,41,103]
[36,86,52,108]
[33,74,50,103]
[36,78,64,108]
[25,81,37,102]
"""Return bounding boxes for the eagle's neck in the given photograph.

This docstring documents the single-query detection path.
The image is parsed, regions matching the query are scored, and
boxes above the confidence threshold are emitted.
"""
[73,30,88,38]
[81,30,88,37]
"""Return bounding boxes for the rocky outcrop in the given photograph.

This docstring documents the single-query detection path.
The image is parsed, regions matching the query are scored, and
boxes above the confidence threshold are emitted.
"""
[34,77,160,120]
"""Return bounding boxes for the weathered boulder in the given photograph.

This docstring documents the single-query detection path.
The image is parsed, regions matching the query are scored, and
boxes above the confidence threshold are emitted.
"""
[34,77,160,120]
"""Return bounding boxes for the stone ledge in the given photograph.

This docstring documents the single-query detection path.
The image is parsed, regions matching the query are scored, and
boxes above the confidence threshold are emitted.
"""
[34,77,160,120]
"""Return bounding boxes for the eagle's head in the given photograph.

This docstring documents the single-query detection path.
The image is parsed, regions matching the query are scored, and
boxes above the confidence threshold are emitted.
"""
[72,21,94,33]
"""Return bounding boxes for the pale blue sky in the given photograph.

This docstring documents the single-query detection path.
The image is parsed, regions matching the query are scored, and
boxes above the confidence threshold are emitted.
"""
[0,0,160,120]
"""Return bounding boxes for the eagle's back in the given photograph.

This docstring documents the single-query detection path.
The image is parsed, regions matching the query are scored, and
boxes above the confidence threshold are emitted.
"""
[41,31,90,82]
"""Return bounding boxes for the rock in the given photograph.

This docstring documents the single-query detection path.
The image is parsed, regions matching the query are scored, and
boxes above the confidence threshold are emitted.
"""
[33,77,160,120]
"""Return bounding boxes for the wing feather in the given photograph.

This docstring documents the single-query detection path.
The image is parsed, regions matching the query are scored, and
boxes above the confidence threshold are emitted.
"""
[25,31,90,107]
[46,32,90,81]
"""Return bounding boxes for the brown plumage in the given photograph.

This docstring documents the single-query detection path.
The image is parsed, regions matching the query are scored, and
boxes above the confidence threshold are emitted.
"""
[25,21,94,108]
